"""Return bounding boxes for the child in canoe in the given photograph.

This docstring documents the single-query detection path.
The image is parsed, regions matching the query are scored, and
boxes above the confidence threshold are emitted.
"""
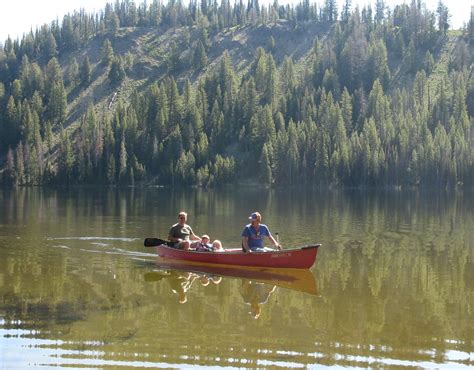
[193,234,224,252]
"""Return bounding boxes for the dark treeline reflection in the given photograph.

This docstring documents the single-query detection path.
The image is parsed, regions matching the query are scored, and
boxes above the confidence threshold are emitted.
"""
[0,187,472,367]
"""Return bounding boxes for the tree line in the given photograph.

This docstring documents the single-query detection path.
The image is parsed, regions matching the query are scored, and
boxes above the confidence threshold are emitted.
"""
[0,0,473,187]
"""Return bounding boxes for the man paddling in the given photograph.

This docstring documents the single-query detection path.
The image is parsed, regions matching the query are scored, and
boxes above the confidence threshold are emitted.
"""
[241,212,281,253]
[168,211,201,250]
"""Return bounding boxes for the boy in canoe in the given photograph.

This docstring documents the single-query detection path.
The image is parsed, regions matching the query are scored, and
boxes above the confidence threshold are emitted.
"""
[193,234,224,252]
[241,212,281,252]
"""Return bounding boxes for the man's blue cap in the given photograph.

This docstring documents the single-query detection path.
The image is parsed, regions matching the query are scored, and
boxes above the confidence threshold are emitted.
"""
[249,212,260,220]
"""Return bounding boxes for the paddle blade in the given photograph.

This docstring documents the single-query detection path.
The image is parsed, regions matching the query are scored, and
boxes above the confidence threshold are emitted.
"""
[144,238,168,247]
[144,271,170,282]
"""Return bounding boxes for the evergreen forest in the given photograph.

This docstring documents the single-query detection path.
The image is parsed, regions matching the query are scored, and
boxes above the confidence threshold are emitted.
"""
[0,0,473,188]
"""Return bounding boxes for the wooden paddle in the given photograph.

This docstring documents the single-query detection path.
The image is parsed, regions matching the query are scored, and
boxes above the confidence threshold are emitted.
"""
[144,238,170,247]
[275,232,283,250]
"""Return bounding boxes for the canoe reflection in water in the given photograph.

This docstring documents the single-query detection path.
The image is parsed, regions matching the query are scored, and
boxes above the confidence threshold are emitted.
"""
[144,261,319,311]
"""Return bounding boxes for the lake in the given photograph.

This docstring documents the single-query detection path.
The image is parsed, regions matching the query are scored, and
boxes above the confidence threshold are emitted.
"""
[0,187,472,368]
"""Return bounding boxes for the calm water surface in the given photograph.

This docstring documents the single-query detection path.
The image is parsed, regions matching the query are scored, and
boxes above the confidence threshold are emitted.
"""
[0,187,472,368]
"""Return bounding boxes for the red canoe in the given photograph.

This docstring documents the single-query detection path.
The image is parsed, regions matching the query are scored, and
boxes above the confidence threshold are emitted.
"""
[154,243,320,269]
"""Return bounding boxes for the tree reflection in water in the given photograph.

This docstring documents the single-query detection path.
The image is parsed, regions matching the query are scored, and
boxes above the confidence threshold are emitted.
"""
[0,188,472,368]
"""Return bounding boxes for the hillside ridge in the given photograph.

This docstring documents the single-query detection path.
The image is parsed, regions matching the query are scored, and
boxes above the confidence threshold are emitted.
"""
[0,0,472,188]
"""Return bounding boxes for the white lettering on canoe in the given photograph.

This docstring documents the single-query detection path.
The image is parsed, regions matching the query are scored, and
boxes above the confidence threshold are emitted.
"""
[271,252,292,258]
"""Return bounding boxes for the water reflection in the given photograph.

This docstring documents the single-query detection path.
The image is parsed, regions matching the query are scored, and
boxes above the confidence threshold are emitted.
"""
[0,187,473,368]
[146,270,225,304]
[143,262,318,317]
[241,281,276,319]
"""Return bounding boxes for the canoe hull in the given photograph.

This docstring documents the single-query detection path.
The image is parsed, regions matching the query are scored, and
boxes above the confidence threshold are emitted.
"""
[155,244,320,269]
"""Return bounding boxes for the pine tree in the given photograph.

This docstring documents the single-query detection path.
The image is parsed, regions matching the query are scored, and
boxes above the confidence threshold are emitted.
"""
[341,0,352,24]
[374,0,385,24]
[11,79,23,100]
[106,12,120,36]
[47,81,67,124]
[59,128,75,183]
[193,41,207,71]
[107,154,116,184]
[249,105,276,155]
[281,56,296,94]
[323,0,338,22]
[436,0,450,35]
[260,143,273,185]
[254,48,268,95]
[43,32,58,60]
[67,57,79,87]
[423,51,435,74]
[119,135,128,183]
[108,57,126,83]
[15,142,26,185]
[264,54,279,108]
[168,77,183,126]
[286,128,300,184]
[44,121,54,151]
[5,147,15,185]
[44,57,63,96]
[433,124,451,186]
[3,97,21,148]
[340,87,353,133]
[209,100,225,152]
[61,15,79,50]
[195,132,210,167]
[101,39,115,66]
[25,142,40,184]
[80,56,92,86]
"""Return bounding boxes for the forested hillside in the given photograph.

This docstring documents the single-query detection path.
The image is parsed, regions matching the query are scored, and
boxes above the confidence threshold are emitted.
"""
[0,0,473,188]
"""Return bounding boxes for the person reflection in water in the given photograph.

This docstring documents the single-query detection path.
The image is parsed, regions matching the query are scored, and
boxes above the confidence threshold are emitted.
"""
[167,270,222,303]
[240,280,277,319]
[199,274,223,286]
[167,271,198,304]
